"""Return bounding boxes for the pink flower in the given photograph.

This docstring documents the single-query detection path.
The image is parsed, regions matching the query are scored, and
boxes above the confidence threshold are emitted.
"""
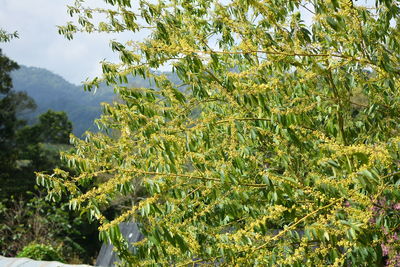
[392,232,398,241]
[381,244,389,256]
[393,203,400,210]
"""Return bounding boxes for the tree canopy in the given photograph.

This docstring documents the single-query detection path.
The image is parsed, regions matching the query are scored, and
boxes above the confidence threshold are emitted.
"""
[40,0,400,265]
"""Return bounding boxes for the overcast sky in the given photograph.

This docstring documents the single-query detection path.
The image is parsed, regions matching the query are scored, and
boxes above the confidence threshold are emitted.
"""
[0,0,310,85]
[0,0,374,85]
[0,0,144,85]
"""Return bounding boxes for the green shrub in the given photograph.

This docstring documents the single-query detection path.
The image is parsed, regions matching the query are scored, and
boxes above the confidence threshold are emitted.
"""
[0,195,99,262]
[17,243,64,262]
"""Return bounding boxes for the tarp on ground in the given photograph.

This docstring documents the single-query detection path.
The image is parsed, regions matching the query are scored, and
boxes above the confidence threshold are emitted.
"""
[0,256,92,267]
[95,222,144,267]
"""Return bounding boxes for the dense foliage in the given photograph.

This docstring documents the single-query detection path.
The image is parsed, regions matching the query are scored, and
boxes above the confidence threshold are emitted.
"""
[40,0,400,265]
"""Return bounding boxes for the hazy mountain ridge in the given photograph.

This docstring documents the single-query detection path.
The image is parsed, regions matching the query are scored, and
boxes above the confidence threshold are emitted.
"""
[11,66,155,136]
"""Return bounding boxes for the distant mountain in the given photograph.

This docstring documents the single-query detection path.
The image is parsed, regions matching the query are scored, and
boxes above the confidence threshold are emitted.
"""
[11,66,168,136]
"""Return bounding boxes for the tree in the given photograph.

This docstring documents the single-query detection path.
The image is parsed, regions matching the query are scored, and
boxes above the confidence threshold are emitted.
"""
[0,50,36,174]
[40,0,400,265]
[17,110,73,171]
[35,110,73,144]
[0,49,36,197]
